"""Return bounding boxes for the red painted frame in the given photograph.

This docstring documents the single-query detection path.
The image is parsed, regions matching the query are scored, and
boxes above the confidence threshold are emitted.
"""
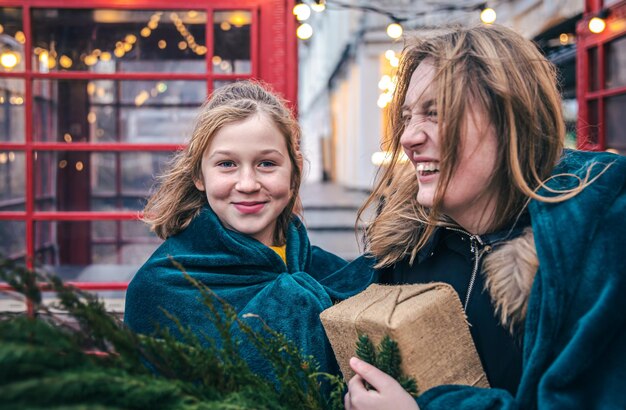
[0,0,297,300]
[576,0,626,150]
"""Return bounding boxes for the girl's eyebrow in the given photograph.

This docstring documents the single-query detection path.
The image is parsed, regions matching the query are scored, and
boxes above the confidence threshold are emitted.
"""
[207,149,285,159]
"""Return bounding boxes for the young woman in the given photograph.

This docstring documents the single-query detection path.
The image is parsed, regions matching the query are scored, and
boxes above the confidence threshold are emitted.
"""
[124,81,374,377]
[345,24,626,409]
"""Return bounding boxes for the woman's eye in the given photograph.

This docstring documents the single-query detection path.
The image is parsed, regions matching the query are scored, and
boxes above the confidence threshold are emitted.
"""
[401,114,412,124]
[217,161,236,168]
[427,109,438,122]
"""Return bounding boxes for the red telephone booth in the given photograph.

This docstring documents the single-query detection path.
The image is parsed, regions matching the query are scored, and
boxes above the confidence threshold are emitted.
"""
[577,0,626,154]
[0,0,297,308]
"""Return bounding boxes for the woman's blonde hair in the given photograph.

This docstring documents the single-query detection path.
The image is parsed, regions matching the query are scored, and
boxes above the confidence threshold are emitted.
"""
[361,24,579,268]
[143,80,303,245]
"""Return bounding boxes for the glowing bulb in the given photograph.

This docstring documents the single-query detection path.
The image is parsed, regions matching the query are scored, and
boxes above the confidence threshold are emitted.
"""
[212,55,222,65]
[114,48,125,58]
[125,34,137,44]
[311,1,326,12]
[589,17,606,34]
[14,31,25,44]
[480,8,497,24]
[75,161,84,171]
[148,20,158,30]
[178,41,188,50]
[100,52,112,62]
[220,21,232,31]
[84,54,98,66]
[297,23,313,40]
[158,40,167,49]
[59,55,73,68]
[293,3,311,20]
[156,82,167,93]
[385,49,396,60]
[59,160,67,169]
[141,27,152,37]
[64,133,72,143]
[0,51,20,69]
[386,23,403,39]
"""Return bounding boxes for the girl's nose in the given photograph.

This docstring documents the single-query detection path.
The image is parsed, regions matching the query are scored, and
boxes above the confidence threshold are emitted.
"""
[235,169,261,192]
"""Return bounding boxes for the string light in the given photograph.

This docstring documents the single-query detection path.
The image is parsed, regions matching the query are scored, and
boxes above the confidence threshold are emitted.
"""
[311,0,326,12]
[386,22,403,39]
[297,23,313,40]
[480,7,497,24]
[0,50,20,69]
[588,9,609,34]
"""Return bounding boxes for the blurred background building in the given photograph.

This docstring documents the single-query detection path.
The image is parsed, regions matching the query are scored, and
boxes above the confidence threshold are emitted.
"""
[0,0,624,309]
[298,0,626,188]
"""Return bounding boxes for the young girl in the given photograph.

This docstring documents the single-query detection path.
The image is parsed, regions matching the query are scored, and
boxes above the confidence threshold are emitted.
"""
[345,25,626,409]
[124,81,374,377]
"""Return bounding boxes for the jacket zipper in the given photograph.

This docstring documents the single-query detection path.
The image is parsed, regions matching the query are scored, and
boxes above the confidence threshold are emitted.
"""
[444,227,485,311]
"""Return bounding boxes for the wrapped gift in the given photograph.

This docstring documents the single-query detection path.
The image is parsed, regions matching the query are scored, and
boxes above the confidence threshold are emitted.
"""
[320,283,489,392]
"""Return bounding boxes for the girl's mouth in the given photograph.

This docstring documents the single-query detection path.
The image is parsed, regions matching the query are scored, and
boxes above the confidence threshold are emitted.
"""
[233,202,266,214]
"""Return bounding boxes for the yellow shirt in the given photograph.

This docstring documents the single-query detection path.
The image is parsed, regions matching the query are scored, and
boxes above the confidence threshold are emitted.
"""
[269,245,287,265]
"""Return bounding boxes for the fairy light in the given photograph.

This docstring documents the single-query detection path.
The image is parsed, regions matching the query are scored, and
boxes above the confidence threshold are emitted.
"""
[386,23,403,39]
[297,23,313,40]
[589,17,606,34]
[480,8,497,24]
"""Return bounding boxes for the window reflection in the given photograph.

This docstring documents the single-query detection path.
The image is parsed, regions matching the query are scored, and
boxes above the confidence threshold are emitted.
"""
[35,151,171,212]
[0,150,25,211]
[33,79,205,143]
[35,220,161,273]
[213,11,251,74]
[0,78,25,142]
[31,9,207,73]
[0,220,25,260]
[0,8,24,72]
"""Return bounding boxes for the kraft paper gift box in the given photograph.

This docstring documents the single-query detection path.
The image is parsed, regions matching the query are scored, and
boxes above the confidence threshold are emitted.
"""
[320,283,490,392]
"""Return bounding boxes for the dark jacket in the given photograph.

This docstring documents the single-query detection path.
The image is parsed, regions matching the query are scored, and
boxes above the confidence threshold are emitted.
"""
[415,150,626,409]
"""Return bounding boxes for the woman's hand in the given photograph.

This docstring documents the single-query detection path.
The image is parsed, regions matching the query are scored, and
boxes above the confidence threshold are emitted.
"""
[344,357,420,410]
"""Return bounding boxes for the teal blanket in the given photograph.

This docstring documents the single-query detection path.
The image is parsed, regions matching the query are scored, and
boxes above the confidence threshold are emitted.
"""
[124,206,376,377]
[417,150,626,409]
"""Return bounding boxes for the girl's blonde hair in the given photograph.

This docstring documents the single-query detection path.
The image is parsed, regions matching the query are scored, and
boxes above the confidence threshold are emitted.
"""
[144,80,302,245]
[361,24,582,268]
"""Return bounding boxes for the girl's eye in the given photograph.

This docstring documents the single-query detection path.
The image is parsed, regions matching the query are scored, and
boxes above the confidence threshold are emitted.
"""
[259,160,276,168]
[217,161,236,168]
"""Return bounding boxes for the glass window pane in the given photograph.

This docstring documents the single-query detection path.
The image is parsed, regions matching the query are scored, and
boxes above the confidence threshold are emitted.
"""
[34,151,172,211]
[34,219,161,274]
[0,8,25,73]
[587,99,599,146]
[31,9,207,73]
[605,93,626,154]
[213,11,251,74]
[0,78,25,142]
[606,35,626,90]
[33,79,205,143]
[0,220,25,259]
[588,47,599,92]
[0,150,25,211]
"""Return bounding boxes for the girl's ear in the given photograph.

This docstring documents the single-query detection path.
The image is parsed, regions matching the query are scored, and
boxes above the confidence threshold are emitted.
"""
[194,177,205,192]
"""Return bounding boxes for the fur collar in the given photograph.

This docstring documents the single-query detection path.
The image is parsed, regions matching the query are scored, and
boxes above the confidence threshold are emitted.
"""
[482,227,538,334]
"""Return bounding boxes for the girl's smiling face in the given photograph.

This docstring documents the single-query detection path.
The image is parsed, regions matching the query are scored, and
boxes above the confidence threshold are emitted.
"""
[400,59,499,234]
[194,113,293,246]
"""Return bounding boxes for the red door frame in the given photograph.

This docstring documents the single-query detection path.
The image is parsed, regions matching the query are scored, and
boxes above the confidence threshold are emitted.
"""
[576,0,626,150]
[0,0,297,294]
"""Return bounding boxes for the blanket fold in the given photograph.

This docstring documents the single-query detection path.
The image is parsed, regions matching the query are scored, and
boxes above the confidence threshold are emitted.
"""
[124,205,376,377]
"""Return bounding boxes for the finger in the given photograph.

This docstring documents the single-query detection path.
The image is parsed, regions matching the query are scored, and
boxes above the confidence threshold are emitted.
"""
[344,391,350,410]
[348,373,370,395]
[349,356,399,392]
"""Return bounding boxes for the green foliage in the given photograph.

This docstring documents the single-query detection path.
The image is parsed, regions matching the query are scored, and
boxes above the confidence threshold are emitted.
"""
[355,334,419,396]
[0,258,343,409]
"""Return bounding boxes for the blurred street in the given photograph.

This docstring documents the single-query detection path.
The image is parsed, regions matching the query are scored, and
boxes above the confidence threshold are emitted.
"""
[300,182,371,261]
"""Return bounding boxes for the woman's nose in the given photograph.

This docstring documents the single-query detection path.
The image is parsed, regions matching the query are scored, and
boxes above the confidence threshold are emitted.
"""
[400,122,428,150]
